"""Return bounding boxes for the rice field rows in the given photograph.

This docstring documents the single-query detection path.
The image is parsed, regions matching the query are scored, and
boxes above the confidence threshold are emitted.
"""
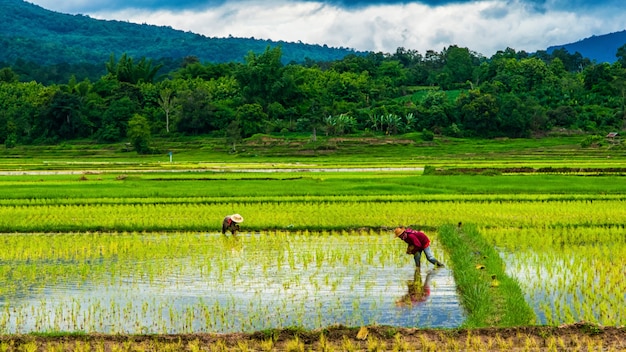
[0,198,624,233]
[0,165,626,334]
[0,172,624,333]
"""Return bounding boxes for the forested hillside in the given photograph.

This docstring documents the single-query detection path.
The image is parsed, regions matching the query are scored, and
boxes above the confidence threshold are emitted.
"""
[548,30,626,64]
[0,0,361,82]
[1,42,626,152]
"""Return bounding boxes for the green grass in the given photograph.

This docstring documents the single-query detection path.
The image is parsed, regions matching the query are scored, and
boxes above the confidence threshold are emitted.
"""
[1,173,625,202]
[438,223,536,327]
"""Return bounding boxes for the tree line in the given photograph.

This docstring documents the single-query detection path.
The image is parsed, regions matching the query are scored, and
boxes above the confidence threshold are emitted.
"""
[1,44,626,152]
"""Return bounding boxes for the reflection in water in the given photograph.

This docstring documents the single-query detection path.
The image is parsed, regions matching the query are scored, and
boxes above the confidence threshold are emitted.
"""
[396,269,435,307]
[390,267,463,328]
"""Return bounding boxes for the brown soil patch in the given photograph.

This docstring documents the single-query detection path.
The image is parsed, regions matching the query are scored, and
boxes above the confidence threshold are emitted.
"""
[2,323,624,351]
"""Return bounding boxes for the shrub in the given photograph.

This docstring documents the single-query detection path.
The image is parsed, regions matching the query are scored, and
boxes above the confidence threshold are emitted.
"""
[580,135,603,148]
[422,129,435,141]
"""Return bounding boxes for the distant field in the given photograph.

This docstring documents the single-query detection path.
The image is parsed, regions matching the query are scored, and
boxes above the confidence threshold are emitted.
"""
[0,134,624,171]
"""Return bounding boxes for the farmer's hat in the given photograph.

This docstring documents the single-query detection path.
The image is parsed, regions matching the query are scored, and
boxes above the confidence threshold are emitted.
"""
[394,227,406,237]
[230,214,244,223]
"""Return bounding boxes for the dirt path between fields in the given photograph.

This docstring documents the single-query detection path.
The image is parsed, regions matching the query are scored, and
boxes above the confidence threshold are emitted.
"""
[0,323,623,351]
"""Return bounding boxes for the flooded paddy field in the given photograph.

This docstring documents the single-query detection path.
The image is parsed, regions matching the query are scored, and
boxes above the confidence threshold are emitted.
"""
[0,231,465,334]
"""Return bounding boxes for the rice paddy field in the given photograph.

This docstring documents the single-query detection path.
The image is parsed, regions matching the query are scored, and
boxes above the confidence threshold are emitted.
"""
[0,136,624,351]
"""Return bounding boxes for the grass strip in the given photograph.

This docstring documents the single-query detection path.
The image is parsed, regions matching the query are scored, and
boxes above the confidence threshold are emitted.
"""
[438,223,536,328]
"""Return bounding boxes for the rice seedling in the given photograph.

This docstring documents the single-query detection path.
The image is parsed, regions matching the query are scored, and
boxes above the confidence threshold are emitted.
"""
[366,336,386,352]
[259,338,274,352]
[284,337,304,352]
[391,333,410,352]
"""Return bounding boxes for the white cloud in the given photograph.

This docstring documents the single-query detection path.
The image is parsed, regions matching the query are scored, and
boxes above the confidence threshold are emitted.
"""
[29,0,626,56]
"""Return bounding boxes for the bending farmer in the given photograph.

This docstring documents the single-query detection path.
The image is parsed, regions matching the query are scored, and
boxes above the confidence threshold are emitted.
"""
[395,226,444,269]
[222,214,244,235]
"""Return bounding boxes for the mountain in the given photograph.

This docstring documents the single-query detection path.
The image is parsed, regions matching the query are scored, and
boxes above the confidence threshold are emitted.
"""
[546,30,626,63]
[0,0,364,67]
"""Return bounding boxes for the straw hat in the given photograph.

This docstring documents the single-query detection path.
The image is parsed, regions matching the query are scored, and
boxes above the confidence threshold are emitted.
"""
[394,227,406,237]
[230,214,244,223]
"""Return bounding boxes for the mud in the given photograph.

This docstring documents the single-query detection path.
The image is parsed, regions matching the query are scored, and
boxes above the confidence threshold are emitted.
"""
[2,322,623,351]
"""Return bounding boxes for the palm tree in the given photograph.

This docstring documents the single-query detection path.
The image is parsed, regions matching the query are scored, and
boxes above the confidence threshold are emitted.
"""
[106,53,163,84]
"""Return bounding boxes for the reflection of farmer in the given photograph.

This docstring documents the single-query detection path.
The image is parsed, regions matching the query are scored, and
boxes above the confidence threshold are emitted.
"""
[222,214,243,235]
[396,269,433,306]
[395,227,444,270]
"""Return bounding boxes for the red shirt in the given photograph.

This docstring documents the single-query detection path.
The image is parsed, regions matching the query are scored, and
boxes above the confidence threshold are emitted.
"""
[399,228,431,251]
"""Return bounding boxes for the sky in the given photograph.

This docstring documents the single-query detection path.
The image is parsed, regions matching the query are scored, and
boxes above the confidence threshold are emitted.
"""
[26,0,626,57]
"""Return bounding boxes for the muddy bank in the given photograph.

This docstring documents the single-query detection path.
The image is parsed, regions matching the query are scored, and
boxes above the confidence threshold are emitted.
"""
[1,323,623,351]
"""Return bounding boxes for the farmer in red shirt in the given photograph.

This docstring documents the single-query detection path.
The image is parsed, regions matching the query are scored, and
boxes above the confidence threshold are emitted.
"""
[395,226,444,269]
[222,214,243,235]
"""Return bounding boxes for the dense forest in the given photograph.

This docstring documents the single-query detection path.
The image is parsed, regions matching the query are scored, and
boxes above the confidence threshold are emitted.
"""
[2,42,626,152]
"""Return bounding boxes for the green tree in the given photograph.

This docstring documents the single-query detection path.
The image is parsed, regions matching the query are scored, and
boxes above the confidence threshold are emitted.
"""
[0,67,19,83]
[0,81,51,144]
[127,114,151,154]
[330,52,380,74]
[105,53,163,84]
[174,77,240,135]
[616,44,626,67]
[176,85,213,134]
[235,103,267,137]
[456,89,500,137]
[583,63,613,93]
[38,90,90,140]
[390,47,429,85]
[375,60,407,87]
[610,65,626,129]
[291,66,333,136]
[236,46,284,107]
[549,48,589,72]
[519,58,552,92]
[547,105,577,128]
[498,94,532,137]
[98,96,137,142]
[548,57,567,77]
[489,58,523,93]
[440,45,479,88]
[174,61,237,81]
[419,90,452,132]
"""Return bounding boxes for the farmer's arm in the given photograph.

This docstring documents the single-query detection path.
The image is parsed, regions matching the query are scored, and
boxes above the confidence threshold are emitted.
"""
[221,217,230,234]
